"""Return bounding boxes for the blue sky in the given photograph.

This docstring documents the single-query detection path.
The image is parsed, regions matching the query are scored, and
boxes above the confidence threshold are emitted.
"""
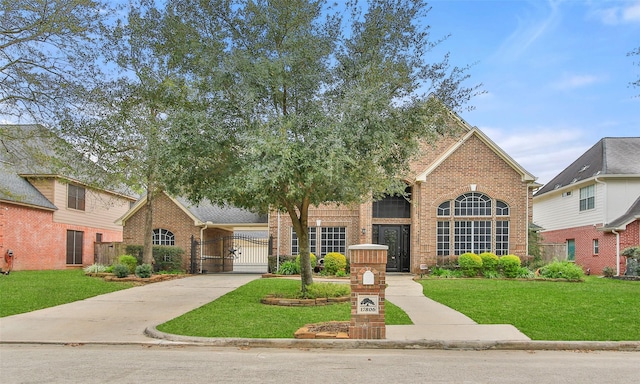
[426,0,640,186]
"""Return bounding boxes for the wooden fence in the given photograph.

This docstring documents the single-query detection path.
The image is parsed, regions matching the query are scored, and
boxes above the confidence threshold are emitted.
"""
[94,242,125,265]
[540,243,567,262]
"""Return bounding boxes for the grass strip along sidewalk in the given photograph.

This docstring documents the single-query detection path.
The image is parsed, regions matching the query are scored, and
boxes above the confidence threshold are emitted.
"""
[0,269,134,317]
[156,278,412,338]
[418,277,640,341]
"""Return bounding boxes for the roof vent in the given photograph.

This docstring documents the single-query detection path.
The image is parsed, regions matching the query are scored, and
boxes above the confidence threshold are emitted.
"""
[578,165,590,173]
[571,178,578,184]
[554,184,561,190]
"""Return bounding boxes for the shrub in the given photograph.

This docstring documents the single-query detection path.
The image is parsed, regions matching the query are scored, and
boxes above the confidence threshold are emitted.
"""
[305,282,350,299]
[458,253,482,277]
[539,261,585,280]
[483,270,501,279]
[516,267,534,279]
[268,255,297,273]
[277,260,300,275]
[602,266,615,277]
[135,264,153,278]
[112,264,129,278]
[153,246,184,272]
[499,255,522,278]
[118,255,138,274]
[295,253,317,270]
[323,252,347,275]
[84,264,107,273]
[479,252,499,274]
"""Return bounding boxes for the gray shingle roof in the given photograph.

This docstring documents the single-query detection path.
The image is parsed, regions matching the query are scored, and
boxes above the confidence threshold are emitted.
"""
[174,196,268,224]
[0,163,57,209]
[536,137,640,196]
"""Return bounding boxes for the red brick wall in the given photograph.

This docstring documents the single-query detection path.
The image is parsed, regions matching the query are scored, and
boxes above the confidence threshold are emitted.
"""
[540,224,628,275]
[1,202,123,271]
[122,193,202,270]
[416,134,531,270]
[269,132,533,274]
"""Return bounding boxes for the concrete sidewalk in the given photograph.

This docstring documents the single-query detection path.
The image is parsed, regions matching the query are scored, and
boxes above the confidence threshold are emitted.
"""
[0,274,259,344]
[2,273,638,351]
[385,274,530,342]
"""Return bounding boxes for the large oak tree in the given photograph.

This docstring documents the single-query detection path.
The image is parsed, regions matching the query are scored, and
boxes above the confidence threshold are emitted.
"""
[163,0,482,292]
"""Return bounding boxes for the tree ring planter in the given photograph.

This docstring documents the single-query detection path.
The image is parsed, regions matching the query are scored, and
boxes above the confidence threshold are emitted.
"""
[261,294,349,307]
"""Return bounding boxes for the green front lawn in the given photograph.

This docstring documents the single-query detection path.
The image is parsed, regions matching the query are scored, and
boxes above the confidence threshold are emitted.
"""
[0,270,134,317]
[418,277,640,341]
[157,278,412,338]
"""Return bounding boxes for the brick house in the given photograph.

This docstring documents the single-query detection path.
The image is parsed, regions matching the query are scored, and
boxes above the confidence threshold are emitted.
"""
[533,137,640,275]
[270,113,539,273]
[118,192,268,272]
[0,125,137,271]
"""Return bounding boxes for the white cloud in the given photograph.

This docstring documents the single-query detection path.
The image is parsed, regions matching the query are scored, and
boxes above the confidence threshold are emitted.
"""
[479,125,590,185]
[590,0,640,25]
[494,0,561,61]
[552,74,601,90]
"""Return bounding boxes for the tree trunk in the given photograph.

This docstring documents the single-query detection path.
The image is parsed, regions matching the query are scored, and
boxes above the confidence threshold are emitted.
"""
[142,188,154,266]
[288,200,313,294]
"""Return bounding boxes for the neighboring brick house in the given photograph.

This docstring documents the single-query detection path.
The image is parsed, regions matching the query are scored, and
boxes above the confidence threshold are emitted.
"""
[533,137,640,275]
[118,192,268,273]
[0,125,136,271]
[270,113,539,273]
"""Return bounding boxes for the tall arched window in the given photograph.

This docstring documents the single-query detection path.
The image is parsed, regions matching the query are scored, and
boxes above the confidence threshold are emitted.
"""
[436,193,510,256]
[153,228,175,246]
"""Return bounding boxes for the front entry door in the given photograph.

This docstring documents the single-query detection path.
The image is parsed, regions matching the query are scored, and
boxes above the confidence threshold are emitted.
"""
[373,225,410,272]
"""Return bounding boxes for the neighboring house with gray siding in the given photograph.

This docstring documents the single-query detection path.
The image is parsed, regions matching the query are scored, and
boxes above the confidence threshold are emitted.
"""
[533,137,640,275]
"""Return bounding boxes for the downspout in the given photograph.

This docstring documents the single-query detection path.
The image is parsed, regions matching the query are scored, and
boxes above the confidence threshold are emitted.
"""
[612,229,620,276]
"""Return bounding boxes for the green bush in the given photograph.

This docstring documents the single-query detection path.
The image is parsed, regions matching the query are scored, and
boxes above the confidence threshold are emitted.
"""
[295,253,317,270]
[118,255,138,274]
[322,252,347,275]
[153,246,184,272]
[305,282,350,299]
[83,264,107,273]
[268,255,297,273]
[602,266,615,277]
[539,261,585,280]
[277,260,300,275]
[499,255,522,278]
[479,252,499,274]
[431,268,463,278]
[516,267,534,279]
[135,264,153,278]
[112,264,129,278]
[125,245,144,264]
[458,253,482,277]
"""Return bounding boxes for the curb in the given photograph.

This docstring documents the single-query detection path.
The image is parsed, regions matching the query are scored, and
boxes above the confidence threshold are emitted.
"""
[144,326,640,351]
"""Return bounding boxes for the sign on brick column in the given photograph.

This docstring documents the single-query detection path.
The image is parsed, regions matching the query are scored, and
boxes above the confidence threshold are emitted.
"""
[348,244,387,339]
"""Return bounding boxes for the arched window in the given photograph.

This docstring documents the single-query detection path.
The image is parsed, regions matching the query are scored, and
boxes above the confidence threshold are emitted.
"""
[496,200,509,216]
[436,193,510,256]
[454,192,492,216]
[153,228,175,246]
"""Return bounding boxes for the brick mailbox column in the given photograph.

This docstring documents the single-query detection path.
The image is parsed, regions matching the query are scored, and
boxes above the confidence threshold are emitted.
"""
[348,244,388,339]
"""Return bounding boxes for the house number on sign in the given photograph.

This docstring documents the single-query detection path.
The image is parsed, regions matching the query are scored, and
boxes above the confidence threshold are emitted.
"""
[357,294,379,314]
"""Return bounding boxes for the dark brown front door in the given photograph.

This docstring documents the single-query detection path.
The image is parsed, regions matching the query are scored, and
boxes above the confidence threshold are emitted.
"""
[373,225,410,272]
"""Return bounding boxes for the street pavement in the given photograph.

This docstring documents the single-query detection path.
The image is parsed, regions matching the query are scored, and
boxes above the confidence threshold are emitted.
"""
[1,273,639,351]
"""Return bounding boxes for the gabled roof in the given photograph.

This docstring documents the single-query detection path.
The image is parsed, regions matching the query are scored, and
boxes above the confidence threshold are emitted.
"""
[601,195,640,231]
[118,191,267,227]
[536,137,640,196]
[415,127,538,184]
[0,163,57,210]
[1,124,137,206]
